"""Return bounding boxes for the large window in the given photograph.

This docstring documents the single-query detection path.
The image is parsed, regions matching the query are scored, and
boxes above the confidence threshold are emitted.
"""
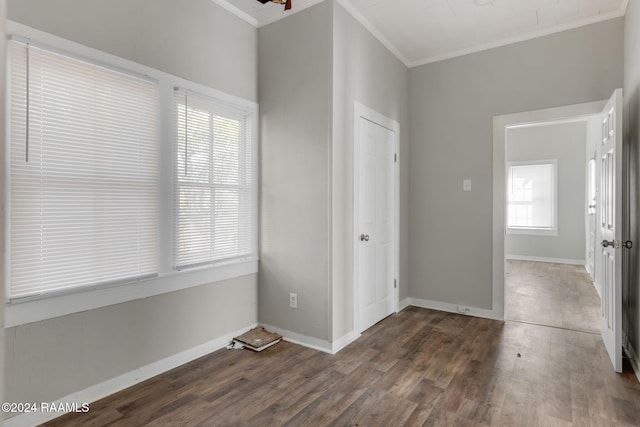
[6,27,258,325]
[173,90,256,269]
[8,41,159,300]
[507,160,557,235]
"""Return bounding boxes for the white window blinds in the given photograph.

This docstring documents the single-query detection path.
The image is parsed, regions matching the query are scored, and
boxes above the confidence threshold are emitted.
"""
[507,162,556,229]
[9,41,159,299]
[174,90,256,269]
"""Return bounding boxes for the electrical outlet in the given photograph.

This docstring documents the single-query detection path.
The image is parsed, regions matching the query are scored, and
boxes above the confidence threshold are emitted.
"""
[289,293,298,309]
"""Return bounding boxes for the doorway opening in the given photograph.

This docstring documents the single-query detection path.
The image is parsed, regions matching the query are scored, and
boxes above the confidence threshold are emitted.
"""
[493,94,626,372]
[504,117,601,334]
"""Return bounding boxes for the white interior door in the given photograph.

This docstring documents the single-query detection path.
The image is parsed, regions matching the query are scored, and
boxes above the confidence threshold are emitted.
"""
[598,89,623,373]
[357,117,395,332]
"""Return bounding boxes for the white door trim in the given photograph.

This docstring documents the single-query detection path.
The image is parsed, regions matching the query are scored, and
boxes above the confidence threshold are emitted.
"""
[353,102,400,334]
[492,99,607,321]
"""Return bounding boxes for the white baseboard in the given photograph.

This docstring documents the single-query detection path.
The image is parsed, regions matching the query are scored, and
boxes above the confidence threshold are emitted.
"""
[593,280,601,298]
[506,254,585,265]
[406,297,503,321]
[398,297,411,311]
[331,330,360,353]
[5,323,258,427]
[624,338,640,384]
[259,324,360,355]
[260,323,333,353]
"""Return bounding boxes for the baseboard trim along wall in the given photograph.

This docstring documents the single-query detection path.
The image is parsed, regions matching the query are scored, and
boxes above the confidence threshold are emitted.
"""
[5,323,259,427]
[263,297,503,356]
[506,254,585,265]
[259,323,360,355]
[624,337,640,384]
[331,330,361,353]
[403,297,503,321]
[398,298,411,312]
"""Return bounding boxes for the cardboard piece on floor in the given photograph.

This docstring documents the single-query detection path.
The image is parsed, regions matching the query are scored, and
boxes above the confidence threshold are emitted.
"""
[233,327,282,352]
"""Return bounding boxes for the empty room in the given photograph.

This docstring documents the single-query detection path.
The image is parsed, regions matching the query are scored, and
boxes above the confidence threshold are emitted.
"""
[2,0,640,426]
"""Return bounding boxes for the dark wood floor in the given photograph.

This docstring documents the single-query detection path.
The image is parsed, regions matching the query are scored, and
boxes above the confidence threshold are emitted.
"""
[43,264,640,426]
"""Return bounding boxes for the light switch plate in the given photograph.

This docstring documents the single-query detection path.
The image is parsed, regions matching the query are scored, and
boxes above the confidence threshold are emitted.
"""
[463,179,472,192]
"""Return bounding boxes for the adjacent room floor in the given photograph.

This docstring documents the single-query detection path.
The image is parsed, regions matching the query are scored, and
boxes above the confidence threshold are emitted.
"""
[41,261,640,426]
[505,260,601,334]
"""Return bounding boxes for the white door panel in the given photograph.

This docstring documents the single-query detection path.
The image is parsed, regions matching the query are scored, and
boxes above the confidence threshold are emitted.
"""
[598,89,623,373]
[377,244,391,300]
[362,157,376,225]
[361,246,376,307]
[357,116,396,332]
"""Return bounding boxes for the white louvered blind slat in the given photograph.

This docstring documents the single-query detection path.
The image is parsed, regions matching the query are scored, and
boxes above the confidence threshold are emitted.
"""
[9,41,159,299]
[173,90,255,269]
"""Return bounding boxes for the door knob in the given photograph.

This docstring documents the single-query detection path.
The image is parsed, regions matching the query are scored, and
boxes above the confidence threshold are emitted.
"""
[588,205,596,209]
[602,240,617,248]
[360,234,370,242]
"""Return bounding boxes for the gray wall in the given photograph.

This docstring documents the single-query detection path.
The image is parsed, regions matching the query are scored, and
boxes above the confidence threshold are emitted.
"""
[5,0,259,411]
[0,0,5,416]
[258,1,332,341]
[6,276,256,405]
[624,0,640,366]
[409,18,624,309]
[505,121,587,262]
[259,0,410,343]
[7,0,258,102]
[331,2,409,340]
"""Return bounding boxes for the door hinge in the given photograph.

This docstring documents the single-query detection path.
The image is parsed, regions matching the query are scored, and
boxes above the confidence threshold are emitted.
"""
[394,153,397,163]
[394,279,397,288]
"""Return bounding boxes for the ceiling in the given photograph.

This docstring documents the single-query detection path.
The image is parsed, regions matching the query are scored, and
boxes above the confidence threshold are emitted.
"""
[222,0,628,67]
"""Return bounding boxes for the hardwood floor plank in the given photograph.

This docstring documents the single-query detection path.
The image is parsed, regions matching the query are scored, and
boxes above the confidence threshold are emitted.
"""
[328,388,417,427]
[422,408,474,427]
[41,407,123,427]
[246,370,345,426]
[506,260,601,334]
[403,401,438,427]
[402,378,444,408]
[106,394,198,426]
[39,261,640,427]
[281,386,368,426]
[143,397,217,426]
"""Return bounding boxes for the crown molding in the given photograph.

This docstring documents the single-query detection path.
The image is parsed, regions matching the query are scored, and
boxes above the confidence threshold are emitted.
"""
[258,0,328,27]
[214,0,628,69]
[211,0,258,27]
[334,0,410,67]
[409,5,628,68]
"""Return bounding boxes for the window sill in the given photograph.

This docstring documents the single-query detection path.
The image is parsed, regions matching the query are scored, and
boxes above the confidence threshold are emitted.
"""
[5,258,259,328]
[506,227,558,237]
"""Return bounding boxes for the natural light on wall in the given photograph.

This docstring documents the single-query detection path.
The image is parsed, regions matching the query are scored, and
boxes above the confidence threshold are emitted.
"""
[507,160,557,236]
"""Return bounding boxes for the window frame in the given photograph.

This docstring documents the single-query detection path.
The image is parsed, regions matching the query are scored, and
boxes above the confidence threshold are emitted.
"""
[506,159,558,237]
[5,22,259,327]
[173,90,257,270]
